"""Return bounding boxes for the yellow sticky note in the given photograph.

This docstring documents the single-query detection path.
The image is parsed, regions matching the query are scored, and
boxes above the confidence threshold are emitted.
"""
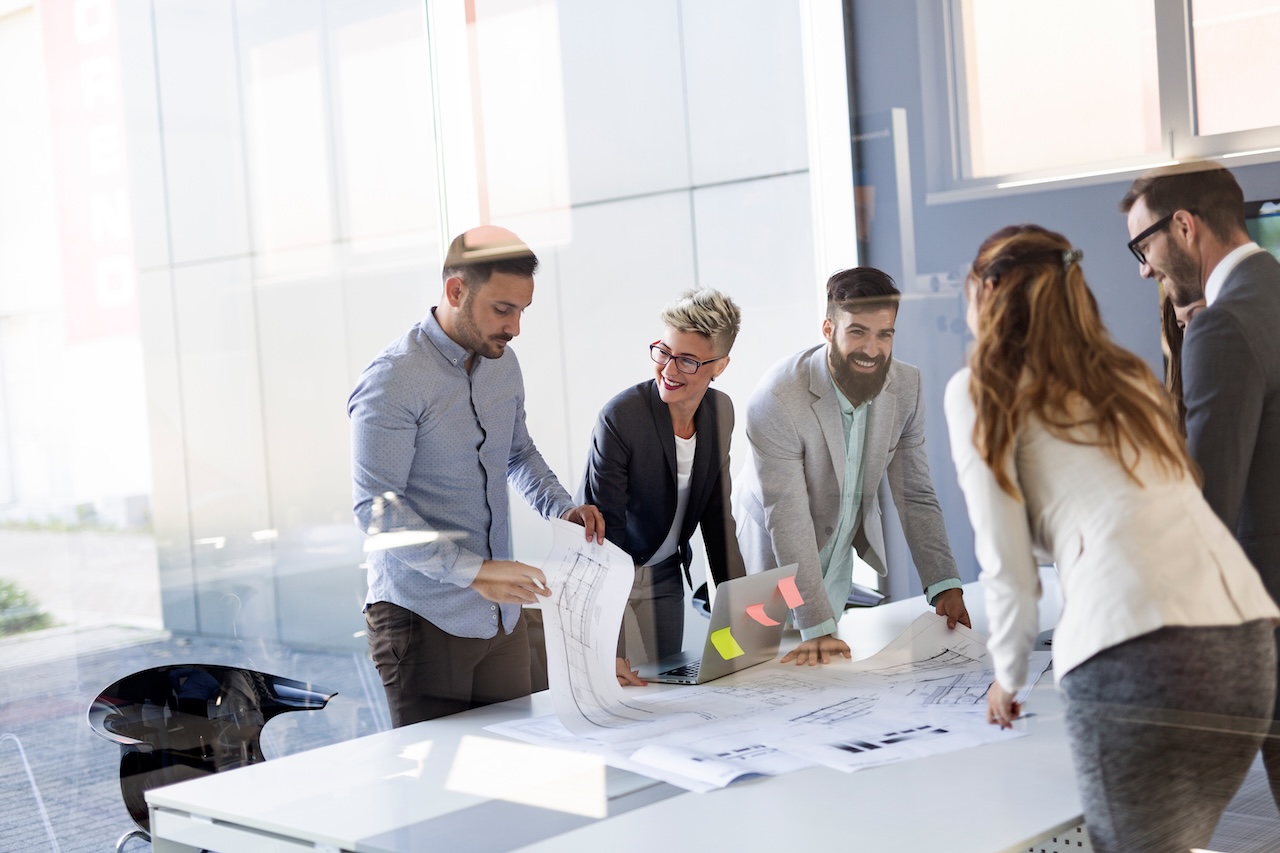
[710,627,745,660]
[778,575,804,608]
[746,604,780,626]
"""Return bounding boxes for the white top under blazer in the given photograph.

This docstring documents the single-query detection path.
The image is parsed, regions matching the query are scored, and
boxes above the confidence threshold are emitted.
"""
[944,368,1280,693]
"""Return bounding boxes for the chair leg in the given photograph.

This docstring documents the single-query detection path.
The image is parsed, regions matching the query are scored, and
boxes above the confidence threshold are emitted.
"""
[115,828,149,853]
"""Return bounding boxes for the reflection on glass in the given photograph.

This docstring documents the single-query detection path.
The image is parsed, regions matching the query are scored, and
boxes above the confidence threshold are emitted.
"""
[88,665,336,838]
[243,29,335,273]
[470,0,572,245]
[390,739,434,780]
[958,0,1160,177]
[334,4,438,255]
[444,735,607,818]
[1192,0,1280,136]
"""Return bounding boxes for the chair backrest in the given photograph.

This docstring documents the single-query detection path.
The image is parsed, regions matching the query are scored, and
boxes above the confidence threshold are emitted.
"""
[87,665,336,836]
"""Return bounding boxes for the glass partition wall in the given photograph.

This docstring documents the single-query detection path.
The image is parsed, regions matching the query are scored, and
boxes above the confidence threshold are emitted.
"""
[8,1,1278,850]
[0,1,843,848]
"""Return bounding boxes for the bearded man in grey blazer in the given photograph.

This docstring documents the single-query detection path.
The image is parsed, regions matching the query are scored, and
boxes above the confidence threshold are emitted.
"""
[1123,161,1280,806]
[732,267,969,665]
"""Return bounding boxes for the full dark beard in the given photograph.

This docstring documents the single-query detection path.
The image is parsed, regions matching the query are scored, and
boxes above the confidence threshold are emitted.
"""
[830,351,891,407]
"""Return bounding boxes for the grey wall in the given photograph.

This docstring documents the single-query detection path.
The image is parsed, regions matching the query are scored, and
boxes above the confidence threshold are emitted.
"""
[849,0,1280,599]
[506,0,821,596]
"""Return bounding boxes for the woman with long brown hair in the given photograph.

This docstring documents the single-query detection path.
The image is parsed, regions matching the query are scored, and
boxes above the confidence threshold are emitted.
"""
[945,224,1278,852]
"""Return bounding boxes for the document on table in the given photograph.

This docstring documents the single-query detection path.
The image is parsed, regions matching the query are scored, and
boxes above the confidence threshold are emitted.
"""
[764,711,1014,773]
[539,518,702,740]
[493,609,1046,791]
[844,614,990,682]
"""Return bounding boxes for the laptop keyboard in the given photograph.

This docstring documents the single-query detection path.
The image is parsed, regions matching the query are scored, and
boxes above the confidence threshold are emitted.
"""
[661,661,700,678]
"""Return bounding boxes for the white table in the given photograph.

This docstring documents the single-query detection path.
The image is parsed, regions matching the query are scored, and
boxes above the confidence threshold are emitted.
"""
[148,570,1081,853]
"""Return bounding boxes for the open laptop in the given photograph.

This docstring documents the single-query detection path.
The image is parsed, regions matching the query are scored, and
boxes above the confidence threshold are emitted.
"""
[639,564,799,685]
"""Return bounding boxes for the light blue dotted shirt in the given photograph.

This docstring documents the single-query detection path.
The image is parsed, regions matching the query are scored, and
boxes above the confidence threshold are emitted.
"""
[348,308,575,638]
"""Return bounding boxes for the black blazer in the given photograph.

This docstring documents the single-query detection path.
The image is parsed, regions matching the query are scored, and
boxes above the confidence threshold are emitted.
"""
[579,380,747,587]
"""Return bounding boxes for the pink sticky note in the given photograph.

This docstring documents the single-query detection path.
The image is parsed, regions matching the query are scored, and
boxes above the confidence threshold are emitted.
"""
[778,575,804,608]
[746,603,780,626]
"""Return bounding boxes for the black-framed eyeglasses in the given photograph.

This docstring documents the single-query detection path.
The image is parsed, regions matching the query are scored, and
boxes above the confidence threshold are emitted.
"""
[649,341,726,374]
[1127,210,1193,266]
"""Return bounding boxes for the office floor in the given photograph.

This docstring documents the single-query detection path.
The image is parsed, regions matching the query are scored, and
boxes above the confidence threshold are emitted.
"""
[3,625,1278,853]
[0,625,390,853]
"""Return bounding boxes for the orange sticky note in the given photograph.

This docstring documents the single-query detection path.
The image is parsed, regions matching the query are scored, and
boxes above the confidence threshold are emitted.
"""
[746,603,780,626]
[778,575,804,608]
[710,627,745,660]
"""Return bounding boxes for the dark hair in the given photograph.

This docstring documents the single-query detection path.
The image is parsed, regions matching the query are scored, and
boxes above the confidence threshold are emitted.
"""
[825,267,900,320]
[442,232,539,289]
[1120,161,1247,243]
[1159,289,1188,436]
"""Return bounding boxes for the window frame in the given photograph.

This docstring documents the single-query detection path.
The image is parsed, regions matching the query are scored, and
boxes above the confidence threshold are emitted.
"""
[920,0,1280,203]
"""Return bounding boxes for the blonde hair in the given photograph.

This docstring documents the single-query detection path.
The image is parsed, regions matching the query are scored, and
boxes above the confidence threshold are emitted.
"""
[660,288,742,355]
[967,225,1194,498]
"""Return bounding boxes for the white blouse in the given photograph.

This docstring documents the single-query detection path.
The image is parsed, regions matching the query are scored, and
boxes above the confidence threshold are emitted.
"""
[646,432,696,567]
[944,368,1279,692]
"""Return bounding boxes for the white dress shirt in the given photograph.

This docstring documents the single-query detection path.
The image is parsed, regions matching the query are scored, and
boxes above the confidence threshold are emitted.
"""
[1205,241,1265,306]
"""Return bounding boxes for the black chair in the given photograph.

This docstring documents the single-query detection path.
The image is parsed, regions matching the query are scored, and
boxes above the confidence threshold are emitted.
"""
[87,665,336,852]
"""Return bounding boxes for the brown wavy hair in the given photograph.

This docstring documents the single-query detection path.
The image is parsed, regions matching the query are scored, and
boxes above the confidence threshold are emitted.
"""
[966,224,1193,497]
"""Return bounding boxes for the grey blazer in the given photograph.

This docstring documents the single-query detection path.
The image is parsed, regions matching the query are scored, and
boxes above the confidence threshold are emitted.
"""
[733,345,958,631]
[1182,249,1280,602]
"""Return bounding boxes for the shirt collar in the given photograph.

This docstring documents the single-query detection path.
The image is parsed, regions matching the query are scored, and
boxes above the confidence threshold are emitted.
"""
[424,307,471,369]
[830,374,868,417]
[1205,241,1264,306]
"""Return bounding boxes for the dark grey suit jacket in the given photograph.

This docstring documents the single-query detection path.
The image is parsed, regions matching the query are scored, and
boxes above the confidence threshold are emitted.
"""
[579,380,746,587]
[1182,248,1280,601]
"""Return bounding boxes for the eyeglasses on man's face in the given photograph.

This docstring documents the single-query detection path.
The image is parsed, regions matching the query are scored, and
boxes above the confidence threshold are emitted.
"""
[649,341,726,374]
[1127,209,1195,266]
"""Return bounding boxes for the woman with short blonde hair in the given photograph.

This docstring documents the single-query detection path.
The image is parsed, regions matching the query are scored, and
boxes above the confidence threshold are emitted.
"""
[580,288,746,684]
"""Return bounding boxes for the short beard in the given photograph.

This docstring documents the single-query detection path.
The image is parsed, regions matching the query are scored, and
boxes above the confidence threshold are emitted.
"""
[456,292,510,360]
[1163,241,1204,309]
[830,350,891,407]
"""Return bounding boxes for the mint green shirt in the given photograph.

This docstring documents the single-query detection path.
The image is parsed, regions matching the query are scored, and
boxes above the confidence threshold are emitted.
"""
[799,379,962,641]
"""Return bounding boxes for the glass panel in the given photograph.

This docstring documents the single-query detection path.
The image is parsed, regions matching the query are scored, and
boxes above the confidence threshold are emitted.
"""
[1192,0,1280,136]
[958,0,1161,177]
[0,0,903,848]
[238,1,335,276]
[470,0,573,245]
[331,0,440,258]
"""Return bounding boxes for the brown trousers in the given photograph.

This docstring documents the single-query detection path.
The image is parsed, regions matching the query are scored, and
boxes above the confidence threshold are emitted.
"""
[365,601,531,727]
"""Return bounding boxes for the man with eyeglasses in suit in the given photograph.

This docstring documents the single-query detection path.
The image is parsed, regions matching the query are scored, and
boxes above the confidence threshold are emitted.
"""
[1122,161,1280,807]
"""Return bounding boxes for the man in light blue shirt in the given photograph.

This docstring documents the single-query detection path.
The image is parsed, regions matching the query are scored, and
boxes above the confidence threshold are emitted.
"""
[734,267,969,665]
[348,225,603,725]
